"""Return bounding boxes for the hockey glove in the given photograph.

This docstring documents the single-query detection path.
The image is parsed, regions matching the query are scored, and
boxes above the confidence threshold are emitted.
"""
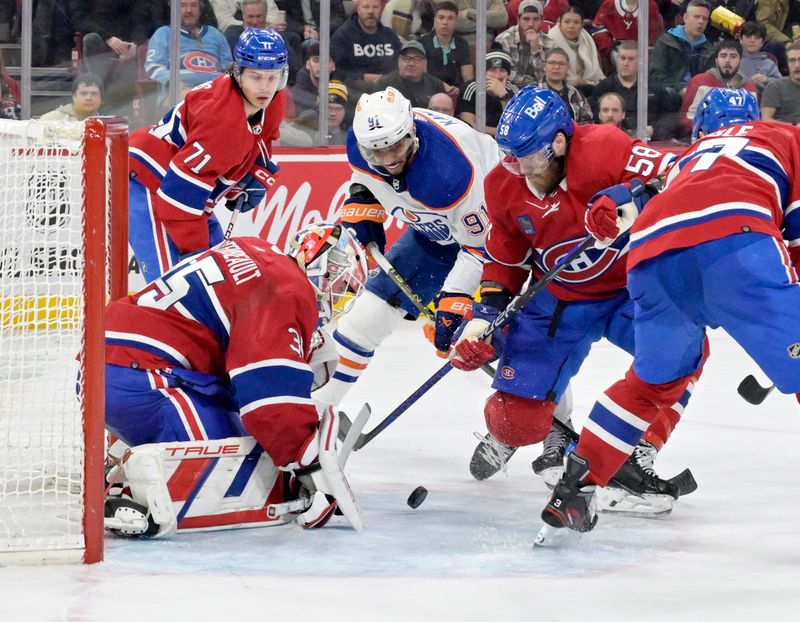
[585,179,647,248]
[427,291,473,354]
[340,183,388,253]
[225,158,280,213]
[451,302,503,371]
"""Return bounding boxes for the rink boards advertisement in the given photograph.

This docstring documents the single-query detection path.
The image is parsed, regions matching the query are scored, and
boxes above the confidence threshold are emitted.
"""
[127,148,407,291]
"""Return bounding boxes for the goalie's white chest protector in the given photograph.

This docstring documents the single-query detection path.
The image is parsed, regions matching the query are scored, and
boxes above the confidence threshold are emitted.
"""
[346,109,502,250]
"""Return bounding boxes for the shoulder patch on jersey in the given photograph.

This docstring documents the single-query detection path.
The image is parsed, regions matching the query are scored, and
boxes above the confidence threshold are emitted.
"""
[404,115,474,210]
[516,214,536,236]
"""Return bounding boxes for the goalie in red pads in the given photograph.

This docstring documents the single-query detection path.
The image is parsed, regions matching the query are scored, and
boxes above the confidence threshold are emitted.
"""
[103,224,369,536]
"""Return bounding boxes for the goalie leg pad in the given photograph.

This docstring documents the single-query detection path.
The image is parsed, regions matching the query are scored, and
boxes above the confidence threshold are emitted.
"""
[484,391,556,447]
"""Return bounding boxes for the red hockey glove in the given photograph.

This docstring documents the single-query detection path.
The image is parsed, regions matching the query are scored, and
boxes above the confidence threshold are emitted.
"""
[452,336,496,371]
[585,179,647,248]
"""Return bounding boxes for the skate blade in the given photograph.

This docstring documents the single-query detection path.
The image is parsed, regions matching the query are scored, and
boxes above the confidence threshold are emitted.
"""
[597,489,673,518]
[533,523,575,548]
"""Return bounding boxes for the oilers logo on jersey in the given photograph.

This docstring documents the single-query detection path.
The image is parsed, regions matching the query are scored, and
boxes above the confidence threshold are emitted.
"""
[389,205,453,242]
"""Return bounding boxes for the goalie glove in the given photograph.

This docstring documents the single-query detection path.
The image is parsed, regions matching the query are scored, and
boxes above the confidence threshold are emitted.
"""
[584,179,648,248]
[287,407,364,530]
[224,158,280,213]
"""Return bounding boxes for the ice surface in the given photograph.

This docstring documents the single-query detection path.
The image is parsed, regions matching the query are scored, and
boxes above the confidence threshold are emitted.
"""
[2,322,799,621]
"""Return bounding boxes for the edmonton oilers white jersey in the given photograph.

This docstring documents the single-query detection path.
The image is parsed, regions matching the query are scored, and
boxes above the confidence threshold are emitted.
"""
[346,109,502,252]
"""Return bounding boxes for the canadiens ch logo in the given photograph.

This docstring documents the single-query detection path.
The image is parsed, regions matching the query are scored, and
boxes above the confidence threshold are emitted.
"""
[501,366,515,379]
[788,343,800,359]
[539,237,624,284]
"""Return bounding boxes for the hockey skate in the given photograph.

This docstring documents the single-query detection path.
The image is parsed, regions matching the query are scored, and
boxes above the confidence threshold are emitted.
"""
[541,452,598,533]
[597,440,679,518]
[531,420,572,489]
[469,431,517,480]
[104,497,160,538]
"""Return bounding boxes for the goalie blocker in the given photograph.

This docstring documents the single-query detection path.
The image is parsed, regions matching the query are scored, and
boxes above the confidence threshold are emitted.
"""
[105,408,366,537]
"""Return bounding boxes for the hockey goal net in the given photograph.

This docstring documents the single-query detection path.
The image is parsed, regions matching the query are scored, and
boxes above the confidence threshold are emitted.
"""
[0,117,128,564]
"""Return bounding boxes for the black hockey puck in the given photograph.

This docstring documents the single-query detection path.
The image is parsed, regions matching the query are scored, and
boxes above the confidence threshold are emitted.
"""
[407,486,428,509]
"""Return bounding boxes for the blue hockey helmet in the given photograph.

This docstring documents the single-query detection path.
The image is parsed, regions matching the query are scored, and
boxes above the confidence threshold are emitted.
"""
[234,28,289,89]
[496,86,574,176]
[691,87,760,141]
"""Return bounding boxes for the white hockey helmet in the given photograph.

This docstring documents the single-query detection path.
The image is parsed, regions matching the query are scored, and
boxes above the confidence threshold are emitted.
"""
[353,87,418,169]
[287,222,369,327]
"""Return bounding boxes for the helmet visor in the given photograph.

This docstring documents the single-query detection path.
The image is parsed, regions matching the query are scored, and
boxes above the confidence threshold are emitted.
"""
[358,135,414,169]
[501,145,554,177]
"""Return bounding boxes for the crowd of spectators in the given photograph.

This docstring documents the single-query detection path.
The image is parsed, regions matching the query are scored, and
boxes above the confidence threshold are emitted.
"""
[3,0,799,141]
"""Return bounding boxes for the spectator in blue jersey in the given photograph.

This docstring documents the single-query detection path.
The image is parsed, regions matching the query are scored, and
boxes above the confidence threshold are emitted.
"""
[146,0,233,105]
[331,0,402,100]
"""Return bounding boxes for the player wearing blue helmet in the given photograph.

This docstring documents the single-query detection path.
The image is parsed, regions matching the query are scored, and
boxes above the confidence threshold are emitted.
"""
[452,86,697,518]
[495,86,574,178]
[539,107,800,544]
[691,87,760,141]
[127,28,286,283]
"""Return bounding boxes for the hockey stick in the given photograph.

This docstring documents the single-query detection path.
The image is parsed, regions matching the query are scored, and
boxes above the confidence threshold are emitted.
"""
[551,418,697,498]
[367,243,497,379]
[224,195,244,240]
[350,236,596,451]
[737,374,776,405]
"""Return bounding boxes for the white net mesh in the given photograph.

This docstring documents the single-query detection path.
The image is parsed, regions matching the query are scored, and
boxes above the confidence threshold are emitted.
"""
[0,120,88,555]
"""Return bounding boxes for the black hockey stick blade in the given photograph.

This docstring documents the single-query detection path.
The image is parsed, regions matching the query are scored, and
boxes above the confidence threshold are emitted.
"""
[668,468,697,498]
[737,374,776,405]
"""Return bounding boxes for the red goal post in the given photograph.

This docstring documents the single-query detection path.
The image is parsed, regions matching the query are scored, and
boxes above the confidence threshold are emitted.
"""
[0,117,128,564]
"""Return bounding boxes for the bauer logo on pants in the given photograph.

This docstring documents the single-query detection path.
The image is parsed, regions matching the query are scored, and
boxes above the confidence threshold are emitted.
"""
[788,343,800,359]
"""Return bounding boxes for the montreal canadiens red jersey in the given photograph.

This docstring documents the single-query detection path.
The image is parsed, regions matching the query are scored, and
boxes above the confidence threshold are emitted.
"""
[105,237,318,465]
[482,124,676,301]
[129,75,285,253]
[591,0,663,55]
[629,121,800,272]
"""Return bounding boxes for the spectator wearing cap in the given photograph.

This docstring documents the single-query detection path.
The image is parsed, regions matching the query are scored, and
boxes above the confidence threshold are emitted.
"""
[547,6,605,94]
[428,92,456,116]
[296,80,351,144]
[40,73,104,121]
[331,0,402,99]
[505,0,569,32]
[537,47,593,123]
[457,51,520,136]
[495,0,553,87]
[292,40,338,117]
[418,2,474,96]
[373,40,448,108]
[591,0,663,74]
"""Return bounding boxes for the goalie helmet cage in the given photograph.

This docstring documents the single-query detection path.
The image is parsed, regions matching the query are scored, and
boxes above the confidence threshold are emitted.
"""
[0,117,128,565]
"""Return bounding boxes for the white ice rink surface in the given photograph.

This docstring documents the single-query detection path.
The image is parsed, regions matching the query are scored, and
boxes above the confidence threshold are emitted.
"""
[2,321,799,621]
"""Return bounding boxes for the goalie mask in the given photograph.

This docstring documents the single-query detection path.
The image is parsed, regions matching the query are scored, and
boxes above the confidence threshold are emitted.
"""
[288,223,369,327]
